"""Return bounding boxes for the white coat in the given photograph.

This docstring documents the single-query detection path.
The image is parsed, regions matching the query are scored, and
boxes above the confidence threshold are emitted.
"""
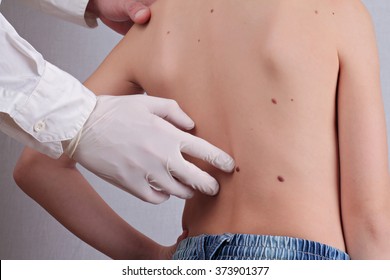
[0,0,98,158]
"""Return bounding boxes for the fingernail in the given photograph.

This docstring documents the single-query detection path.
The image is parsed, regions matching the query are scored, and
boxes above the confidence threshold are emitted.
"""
[134,8,148,21]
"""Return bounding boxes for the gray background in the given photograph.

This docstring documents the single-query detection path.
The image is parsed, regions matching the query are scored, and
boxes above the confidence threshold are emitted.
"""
[0,0,389,259]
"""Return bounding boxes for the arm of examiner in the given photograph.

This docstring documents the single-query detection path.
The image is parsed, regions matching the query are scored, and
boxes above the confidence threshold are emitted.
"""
[0,12,97,158]
[1,1,234,203]
[337,1,390,259]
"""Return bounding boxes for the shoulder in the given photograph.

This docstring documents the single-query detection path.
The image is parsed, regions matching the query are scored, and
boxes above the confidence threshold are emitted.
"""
[331,0,376,58]
[332,0,373,29]
[331,0,368,12]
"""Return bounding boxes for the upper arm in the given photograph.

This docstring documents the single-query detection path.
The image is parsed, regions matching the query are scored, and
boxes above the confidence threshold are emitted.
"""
[83,36,144,96]
[336,0,390,257]
[337,0,388,188]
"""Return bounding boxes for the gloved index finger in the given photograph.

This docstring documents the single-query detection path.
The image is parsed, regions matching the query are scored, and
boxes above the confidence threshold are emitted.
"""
[180,135,235,173]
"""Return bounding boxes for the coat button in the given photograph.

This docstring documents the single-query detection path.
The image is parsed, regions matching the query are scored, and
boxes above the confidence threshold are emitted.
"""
[34,121,46,132]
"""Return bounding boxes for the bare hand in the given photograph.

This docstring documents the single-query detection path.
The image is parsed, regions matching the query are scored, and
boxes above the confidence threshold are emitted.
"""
[87,0,156,34]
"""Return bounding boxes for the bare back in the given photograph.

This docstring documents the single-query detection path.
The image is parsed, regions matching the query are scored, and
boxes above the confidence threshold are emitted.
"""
[87,0,346,251]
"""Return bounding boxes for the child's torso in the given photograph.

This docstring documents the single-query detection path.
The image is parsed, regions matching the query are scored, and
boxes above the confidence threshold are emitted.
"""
[124,0,345,251]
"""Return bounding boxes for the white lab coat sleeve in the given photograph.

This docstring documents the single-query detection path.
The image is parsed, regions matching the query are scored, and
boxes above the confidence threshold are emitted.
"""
[0,13,97,158]
[20,0,98,27]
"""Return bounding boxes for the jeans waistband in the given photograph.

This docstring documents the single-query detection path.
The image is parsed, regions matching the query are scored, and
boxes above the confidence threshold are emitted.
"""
[173,233,350,260]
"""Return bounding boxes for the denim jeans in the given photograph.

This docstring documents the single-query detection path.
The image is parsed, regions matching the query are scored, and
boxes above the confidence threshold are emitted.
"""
[172,233,350,260]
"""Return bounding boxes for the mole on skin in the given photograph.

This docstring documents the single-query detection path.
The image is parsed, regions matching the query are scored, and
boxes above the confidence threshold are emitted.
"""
[211,9,214,13]
[235,166,240,172]
[315,10,319,14]
[277,176,285,183]
[272,98,278,105]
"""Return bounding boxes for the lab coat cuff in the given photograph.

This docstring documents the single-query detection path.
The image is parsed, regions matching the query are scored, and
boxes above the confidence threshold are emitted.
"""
[38,0,98,28]
[12,62,97,158]
[74,0,98,28]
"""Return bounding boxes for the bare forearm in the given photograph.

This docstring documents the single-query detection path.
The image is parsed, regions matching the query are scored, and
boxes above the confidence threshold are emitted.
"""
[346,219,390,259]
[14,150,161,259]
[343,185,390,259]
[83,32,144,96]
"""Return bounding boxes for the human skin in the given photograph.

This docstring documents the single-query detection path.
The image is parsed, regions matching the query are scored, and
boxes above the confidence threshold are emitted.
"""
[15,0,390,259]
[14,151,183,259]
[86,0,156,34]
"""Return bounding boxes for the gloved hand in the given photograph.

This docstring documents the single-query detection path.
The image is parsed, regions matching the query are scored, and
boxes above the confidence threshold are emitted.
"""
[87,0,156,34]
[63,95,235,204]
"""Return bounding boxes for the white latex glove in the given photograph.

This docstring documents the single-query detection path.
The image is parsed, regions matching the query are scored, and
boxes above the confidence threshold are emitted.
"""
[63,95,235,204]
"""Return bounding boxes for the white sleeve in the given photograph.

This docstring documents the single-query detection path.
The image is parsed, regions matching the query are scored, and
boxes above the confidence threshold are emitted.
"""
[0,13,97,158]
[19,0,98,27]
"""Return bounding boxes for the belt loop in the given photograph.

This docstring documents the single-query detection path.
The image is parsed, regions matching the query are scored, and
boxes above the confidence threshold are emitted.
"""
[208,233,234,260]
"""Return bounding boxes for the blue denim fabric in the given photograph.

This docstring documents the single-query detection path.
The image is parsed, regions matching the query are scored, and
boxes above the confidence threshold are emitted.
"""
[173,234,350,260]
